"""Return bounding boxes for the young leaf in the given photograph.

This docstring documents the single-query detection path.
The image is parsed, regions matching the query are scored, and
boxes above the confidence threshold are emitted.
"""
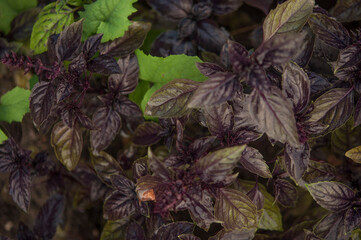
[345,145,361,163]
[51,121,83,171]
[239,146,272,178]
[248,88,300,147]
[308,88,354,132]
[308,13,351,49]
[262,0,314,41]
[0,87,30,123]
[330,0,361,22]
[306,181,355,212]
[33,194,65,240]
[79,0,137,42]
[145,79,200,118]
[55,19,83,61]
[215,188,258,230]
[9,165,30,212]
[282,62,310,114]
[90,106,121,151]
[135,50,207,83]
[30,2,74,54]
[194,145,245,184]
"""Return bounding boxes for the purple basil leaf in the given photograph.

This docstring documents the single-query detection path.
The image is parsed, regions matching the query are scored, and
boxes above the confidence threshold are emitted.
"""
[188,72,239,107]
[354,97,361,127]
[274,179,298,208]
[203,102,234,138]
[147,0,192,21]
[100,22,151,57]
[307,72,330,95]
[108,54,139,94]
[33,194,65,240]
[0,140,16,172]
[306,181,355,212]
[47,34,59,64]
[114,96,143,118]
[254,32,305,68]
[90,150,123,185]
[293,27,315,68]
[111,174,135,194]
[145,79,200,118]
[247,64,272,92]
[17,222,36,240]
[183,190,218,230]
[194,145,245,184]
[148,148,172,181]
[87,54,121,75]
[227,39,250,73]
[247,88,301,147]
[211,0,243,15]
[246,183,264,210]
[154,222,194,240]
[344,207,361,234]
[284,143,310,182]
[307,88,354,132]
[303,160,336,184]
[55,19,83,61]
[239,146,272,178]
[189,136,216,160]
[56,81,73,103]
[132,122,163,146]
[196,62,225,77]
[9,165,30,212]
[196,20,230,54]
[126,222,146,240]
[314,212,349,240]
[90,106,121,151]
[243,0,273,14]
[83,33,103,59]
[68,52,86,76]
[74,109,95,130]
[210,228,257,240]
[103,190,137,220]
[308,13,351,49]
[30,81,56,129]
[132,157,148,179]
[282,62,310,114]
[330,0,361,23]
[178,234,201,240]
[334,43,361,72]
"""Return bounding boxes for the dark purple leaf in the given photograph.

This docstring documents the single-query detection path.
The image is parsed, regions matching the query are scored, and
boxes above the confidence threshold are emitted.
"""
[308,13,351,49]
[284,143,310,182]
[132,157,148,179]
[274,179,298,208]
[308,72,330,95]
[30,81,55,129]
[194,145,245,184]
[114,97,143,117]
[355,97,361,127]
[243,0,273,14]
[210,228,257,240]
[227,39,250,73]
[308,88,354,132]
[9,165,30,212]
[330,0,361,22]
[108,54,139,94]
[196,62,225,77]
[90,106,121,151]
[306,181,355,212]
[188,72,239,107]
[103,191,137,220]
[188,136,216,160]
[83,33,103,59]
[126,222,146,240]
[154,222,194,240]
[196,20,230,54]
[246,183,264,210]
[100,22,151,57]
[178,234,200,240]
[87,54,121,75]
[282,62,310,114]
[254,32,305,68]
[145,79,200,118]
[90,150,123,185]
[247,64,271,92]
[147,0,192,21]
[293,28,315,68]
[344,207,361,234]
[203,102,234,138]
[56,19,83,61]
[239,146,272,178]
[148,148,172,181]
[132,122,163,146]
[334,43,361,72]
[247,88,300,147]
[0,140,16,172]
[303,160,336,184]
[33,194,65,240]
[17,222,36,240]
[56,81,73,103]
[68,52,86,76]
[211,0,243,15]
[314,212,349,240]
[215,188,258,230]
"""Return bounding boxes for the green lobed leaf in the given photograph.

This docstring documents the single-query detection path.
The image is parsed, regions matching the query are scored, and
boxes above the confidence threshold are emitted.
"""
[129,80,150,109]
[135,50,207,83]
[0,87,31,123]
[0,0,37,34]
[30,2,74,54]
[79,0,137,42]
[215,188,258,231]
[0,129,8,145]
[262,0,314,41]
